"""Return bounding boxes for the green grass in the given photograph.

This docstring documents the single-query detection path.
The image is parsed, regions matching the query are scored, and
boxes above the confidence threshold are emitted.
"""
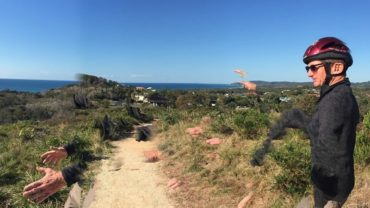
[354,111,370,166]
[270,133,311,196]
[0,105,129,207]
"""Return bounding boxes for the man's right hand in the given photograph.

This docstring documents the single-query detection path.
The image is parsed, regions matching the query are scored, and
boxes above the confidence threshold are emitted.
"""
[23,167,67,203]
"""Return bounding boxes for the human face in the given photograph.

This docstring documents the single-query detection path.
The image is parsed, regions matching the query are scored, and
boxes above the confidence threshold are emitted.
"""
[307,60,326,87]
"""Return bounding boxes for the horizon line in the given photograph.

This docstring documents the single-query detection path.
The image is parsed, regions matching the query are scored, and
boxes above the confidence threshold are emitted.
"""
[0,78,312,84]
[1,78,369,84]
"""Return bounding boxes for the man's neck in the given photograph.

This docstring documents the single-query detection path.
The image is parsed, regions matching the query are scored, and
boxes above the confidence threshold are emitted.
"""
[329,76,345,86]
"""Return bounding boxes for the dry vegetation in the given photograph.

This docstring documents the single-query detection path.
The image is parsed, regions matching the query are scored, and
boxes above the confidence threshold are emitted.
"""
[1,75,370,207]
[156,107,370,207]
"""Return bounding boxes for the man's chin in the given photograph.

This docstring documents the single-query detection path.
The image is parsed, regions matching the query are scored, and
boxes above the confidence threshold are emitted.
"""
[312,81,321,87]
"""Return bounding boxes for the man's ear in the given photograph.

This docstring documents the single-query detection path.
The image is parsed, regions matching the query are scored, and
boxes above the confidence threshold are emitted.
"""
[331,62,344,75]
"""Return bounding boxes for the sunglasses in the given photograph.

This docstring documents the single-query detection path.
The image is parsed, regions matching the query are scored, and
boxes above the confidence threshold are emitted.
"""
[305,63,325,72]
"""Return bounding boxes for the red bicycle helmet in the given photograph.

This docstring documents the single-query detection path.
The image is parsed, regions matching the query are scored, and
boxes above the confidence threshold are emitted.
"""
[303,37,353,67]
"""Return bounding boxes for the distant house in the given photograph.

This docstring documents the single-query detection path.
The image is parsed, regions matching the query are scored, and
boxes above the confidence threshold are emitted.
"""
[134,94,148,103]
[279,96,291,102]
[304,88,320,97]
[149,98,170,107]
[147,92,171,107]
[136,86,145,90]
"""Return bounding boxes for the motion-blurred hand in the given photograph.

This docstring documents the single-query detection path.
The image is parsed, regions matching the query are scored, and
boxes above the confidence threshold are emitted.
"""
[23,167,66,203]
[41,147,67,165]
[186,126,203,138]
[239,81,256,91]
[206,137,221,145]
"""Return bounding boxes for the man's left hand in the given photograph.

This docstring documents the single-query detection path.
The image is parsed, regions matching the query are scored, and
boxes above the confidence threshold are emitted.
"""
[41,147,67,165]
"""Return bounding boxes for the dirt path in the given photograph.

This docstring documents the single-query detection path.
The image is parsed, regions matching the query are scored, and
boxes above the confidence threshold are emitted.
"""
[86,138,174,208]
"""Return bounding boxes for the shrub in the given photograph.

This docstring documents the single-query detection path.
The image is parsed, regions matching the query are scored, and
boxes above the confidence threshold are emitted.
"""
[363,111,370,130]
[219,147,243,167]
[355,111,370,165]
[0,190,11,208]
[292,94,317,115]
[270,138,311,196]
[188,139,206,172]
[157,110,181,131]
[210,113,234,135]
[94,113,136,140]
[18,127,35,141]
[233,109,268,139]
[114,115,135,133]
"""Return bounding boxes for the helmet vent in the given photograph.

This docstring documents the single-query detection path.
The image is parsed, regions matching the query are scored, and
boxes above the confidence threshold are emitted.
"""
[322,41,348,52]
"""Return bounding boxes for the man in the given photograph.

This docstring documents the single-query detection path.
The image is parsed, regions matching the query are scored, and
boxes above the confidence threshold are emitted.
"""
[303,37,359,207]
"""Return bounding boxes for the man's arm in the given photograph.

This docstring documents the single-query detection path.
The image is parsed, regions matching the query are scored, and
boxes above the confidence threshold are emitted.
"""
[40,140,78,165]
[251,108,310,166]
[268,108,310,140]
[61,161,88,186]
[63,140,78,156]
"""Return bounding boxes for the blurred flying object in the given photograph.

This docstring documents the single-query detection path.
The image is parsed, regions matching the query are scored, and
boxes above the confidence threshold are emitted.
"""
[167,178,183,189]
[143,150,161,162]
[234,69,246,78]
[206,138,221,145]
[186,126,203,138]
[232,69,256,92]
[239,81,256,91]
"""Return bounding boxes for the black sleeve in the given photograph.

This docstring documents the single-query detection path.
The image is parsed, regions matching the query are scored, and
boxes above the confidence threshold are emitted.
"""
[61,162,87,186]
[268,108,310,140]
[63,141,77,156]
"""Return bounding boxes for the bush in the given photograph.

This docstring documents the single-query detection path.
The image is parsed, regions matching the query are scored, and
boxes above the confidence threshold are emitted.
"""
[219,147,243,167]
[157,110,181,131]
[188,139,206,172]
[210,113,234,135]
[94,113,136,140]
[0,190,12,208]
[363,111,370,130]
[292,94,317,115]
[354,111,370,165]
[18,127,36,141]
[233,109,268,139]
[270,138,311,196]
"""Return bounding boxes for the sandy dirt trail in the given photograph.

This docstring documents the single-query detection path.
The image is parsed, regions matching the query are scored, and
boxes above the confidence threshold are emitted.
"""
[87,138,174,208]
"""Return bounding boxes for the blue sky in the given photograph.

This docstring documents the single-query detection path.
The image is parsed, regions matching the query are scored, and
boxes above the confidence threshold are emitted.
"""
[0,0,369,83]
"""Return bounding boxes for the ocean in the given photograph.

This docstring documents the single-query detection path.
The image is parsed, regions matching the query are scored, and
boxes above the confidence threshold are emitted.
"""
[0,79,238,93]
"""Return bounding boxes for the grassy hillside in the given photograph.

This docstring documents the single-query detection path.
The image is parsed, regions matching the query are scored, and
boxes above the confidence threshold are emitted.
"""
[1,75,370,207]
[153,88,370,207]
[0,75,140,207]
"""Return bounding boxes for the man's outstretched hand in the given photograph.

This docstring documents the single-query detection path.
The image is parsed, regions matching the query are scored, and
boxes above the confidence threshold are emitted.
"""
[23,167,66,203]
[41,147,67,165]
